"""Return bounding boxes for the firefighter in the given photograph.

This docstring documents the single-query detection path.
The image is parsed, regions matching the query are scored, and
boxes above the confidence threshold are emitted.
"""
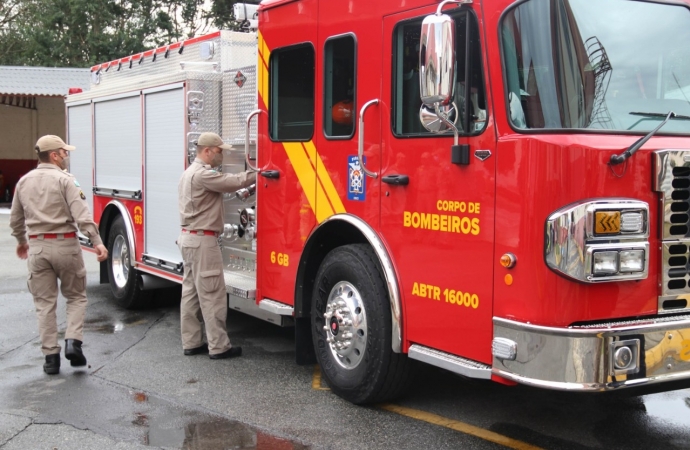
[177,132,256,359]
[9,135,109,375]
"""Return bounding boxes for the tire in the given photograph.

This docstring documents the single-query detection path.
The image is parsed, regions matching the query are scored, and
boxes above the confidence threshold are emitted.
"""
[107,216,148,309]
[311,244,416,404]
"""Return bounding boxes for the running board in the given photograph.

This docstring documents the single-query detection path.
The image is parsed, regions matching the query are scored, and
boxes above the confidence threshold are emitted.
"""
[408,344,492,379]
[224,270,257,299]
[228,295,293,327]
[259,298,294,316]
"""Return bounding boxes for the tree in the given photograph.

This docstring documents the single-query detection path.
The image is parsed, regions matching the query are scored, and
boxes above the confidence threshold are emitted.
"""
[0,0,260,68]
[0,0,28,64]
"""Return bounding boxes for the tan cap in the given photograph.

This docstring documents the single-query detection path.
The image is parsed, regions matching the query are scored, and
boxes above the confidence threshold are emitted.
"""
[197,132,232,150]
[35,135,76,153]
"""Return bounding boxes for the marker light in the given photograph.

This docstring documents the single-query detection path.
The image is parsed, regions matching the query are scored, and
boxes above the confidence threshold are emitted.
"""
[593,251,618,274]
[621,211,644,233]
[492,338,517,360]
[500,253,517,268]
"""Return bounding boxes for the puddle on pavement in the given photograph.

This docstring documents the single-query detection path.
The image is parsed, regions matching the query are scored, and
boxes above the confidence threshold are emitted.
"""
[84,314,150,334]
[642,392,690,428]
[129,391,309,449]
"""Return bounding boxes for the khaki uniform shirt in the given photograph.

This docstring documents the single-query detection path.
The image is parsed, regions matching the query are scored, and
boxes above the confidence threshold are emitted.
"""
[9,164,103,246]
[178,158,256,233]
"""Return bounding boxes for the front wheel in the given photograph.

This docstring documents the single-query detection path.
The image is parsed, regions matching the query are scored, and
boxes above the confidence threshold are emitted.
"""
[107,216,148,309]
[311,244,415,404]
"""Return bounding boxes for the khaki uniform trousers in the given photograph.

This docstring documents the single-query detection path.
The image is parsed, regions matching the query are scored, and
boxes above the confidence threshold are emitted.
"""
[26,237,87,355]
[178,233,232,355]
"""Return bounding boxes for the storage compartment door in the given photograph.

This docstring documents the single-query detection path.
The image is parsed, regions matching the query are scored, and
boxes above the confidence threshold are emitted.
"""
[67,103,94,212]
[144,86,185,264]
[94,94,142,193]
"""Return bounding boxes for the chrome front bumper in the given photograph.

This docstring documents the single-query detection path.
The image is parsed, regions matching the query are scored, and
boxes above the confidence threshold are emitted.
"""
[493,315,690,391]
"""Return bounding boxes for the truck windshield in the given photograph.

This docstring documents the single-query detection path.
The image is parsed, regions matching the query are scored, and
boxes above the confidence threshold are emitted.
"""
[501,0,690,134]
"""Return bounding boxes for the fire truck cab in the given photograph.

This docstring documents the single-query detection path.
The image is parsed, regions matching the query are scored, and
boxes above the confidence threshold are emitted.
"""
[256,0,690,403]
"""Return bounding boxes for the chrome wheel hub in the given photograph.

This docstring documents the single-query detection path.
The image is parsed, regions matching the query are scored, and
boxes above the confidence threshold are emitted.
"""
[112,235,130,289]
[323,281,367,370]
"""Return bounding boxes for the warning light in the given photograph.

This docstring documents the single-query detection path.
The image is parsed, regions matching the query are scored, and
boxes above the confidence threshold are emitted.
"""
[332,100,353,125]
[68,87,83,95]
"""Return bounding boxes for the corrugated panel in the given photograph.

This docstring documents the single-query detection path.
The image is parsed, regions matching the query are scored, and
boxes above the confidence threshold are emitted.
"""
[94,95,142,191]
[144,87,185,264]
[67,104,94,212]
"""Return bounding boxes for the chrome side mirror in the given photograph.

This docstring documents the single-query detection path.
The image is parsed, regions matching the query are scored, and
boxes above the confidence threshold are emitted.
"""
[419,10,456,106]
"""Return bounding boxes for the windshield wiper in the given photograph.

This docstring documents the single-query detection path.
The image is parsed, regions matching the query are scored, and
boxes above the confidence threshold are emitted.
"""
[609,111,690,166]
[630,111,690,120]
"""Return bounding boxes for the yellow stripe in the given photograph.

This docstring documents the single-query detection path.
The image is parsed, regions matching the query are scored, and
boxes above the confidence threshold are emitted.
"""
[258,55,268,103]
[304,140,346,214]
[310,368,541,450]
[262,59,269,106]
[258,31,270,67]
[283,142,321,220]
[257,32,269,110]
[299,142,336,221]
[379,404,544,450]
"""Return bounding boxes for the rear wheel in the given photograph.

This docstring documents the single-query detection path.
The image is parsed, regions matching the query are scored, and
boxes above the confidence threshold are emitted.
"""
[107,216,148,309]
[311,244,415,404]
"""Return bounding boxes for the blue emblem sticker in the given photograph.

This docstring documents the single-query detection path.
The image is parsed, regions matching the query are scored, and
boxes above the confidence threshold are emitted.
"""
[74,179,80,187]
[347,155,365,201]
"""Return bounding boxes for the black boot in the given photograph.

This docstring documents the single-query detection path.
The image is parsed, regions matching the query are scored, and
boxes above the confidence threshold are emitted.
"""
[43,354,60,375]
[65,339,87,367]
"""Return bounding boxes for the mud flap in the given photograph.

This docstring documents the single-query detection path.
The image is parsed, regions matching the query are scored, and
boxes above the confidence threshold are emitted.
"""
[295,316,316,365]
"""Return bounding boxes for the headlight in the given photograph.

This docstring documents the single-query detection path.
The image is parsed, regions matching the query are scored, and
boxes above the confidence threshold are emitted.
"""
[619,250,645,273]
[545,199,649,283]
[593,251,618,274]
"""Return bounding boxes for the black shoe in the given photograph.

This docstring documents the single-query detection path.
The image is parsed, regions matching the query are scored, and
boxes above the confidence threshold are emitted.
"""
[209,347,242,359]
[43,354,60,375]
[183,343,209,356]
[65,339,87,367]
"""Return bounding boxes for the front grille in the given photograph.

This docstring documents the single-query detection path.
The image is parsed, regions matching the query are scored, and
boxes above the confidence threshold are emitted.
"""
[668,167,690,237]
[654,150,690,314]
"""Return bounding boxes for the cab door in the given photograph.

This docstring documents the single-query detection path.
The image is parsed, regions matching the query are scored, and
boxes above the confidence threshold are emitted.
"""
[257,2,318,307]
[380,6,497,365]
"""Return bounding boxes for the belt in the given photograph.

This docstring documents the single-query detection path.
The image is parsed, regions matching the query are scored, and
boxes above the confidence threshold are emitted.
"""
[181,228,218,237]
[29,232,77,239]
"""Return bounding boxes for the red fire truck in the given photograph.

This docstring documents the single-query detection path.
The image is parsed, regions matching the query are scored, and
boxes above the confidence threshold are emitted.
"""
[67,0,690,404]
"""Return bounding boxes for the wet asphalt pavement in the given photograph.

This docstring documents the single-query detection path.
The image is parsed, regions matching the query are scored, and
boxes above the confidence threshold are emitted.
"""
[1,210,690,450]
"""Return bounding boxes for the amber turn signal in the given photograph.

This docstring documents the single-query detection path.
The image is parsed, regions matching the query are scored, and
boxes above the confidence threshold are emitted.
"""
[500,253,517,268]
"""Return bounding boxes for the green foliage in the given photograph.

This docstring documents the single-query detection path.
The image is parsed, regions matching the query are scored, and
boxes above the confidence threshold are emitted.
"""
[0,0,260,68]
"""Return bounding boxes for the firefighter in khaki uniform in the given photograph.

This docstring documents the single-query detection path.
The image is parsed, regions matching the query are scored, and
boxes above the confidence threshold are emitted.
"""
[178,132,256,359]
[10,135,109,375]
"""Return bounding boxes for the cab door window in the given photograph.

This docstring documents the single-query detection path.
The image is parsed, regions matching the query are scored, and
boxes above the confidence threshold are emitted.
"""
[392,11,487,136]
[324,34,356,139]
[269,44,315,141]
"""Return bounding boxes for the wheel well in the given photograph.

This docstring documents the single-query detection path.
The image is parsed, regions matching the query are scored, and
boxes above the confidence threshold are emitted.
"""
[98,205,125,284]
[294,220,368,319]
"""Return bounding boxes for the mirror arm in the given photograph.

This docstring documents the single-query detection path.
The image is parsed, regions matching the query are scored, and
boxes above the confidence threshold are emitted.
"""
[435,0,472,15]
[434,103,459,145]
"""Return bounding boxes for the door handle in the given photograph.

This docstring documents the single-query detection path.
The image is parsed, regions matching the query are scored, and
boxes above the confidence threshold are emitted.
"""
[357,99,379,179]
[381,174,409,186]
[245,109,263,172]
[260,170,280,179]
